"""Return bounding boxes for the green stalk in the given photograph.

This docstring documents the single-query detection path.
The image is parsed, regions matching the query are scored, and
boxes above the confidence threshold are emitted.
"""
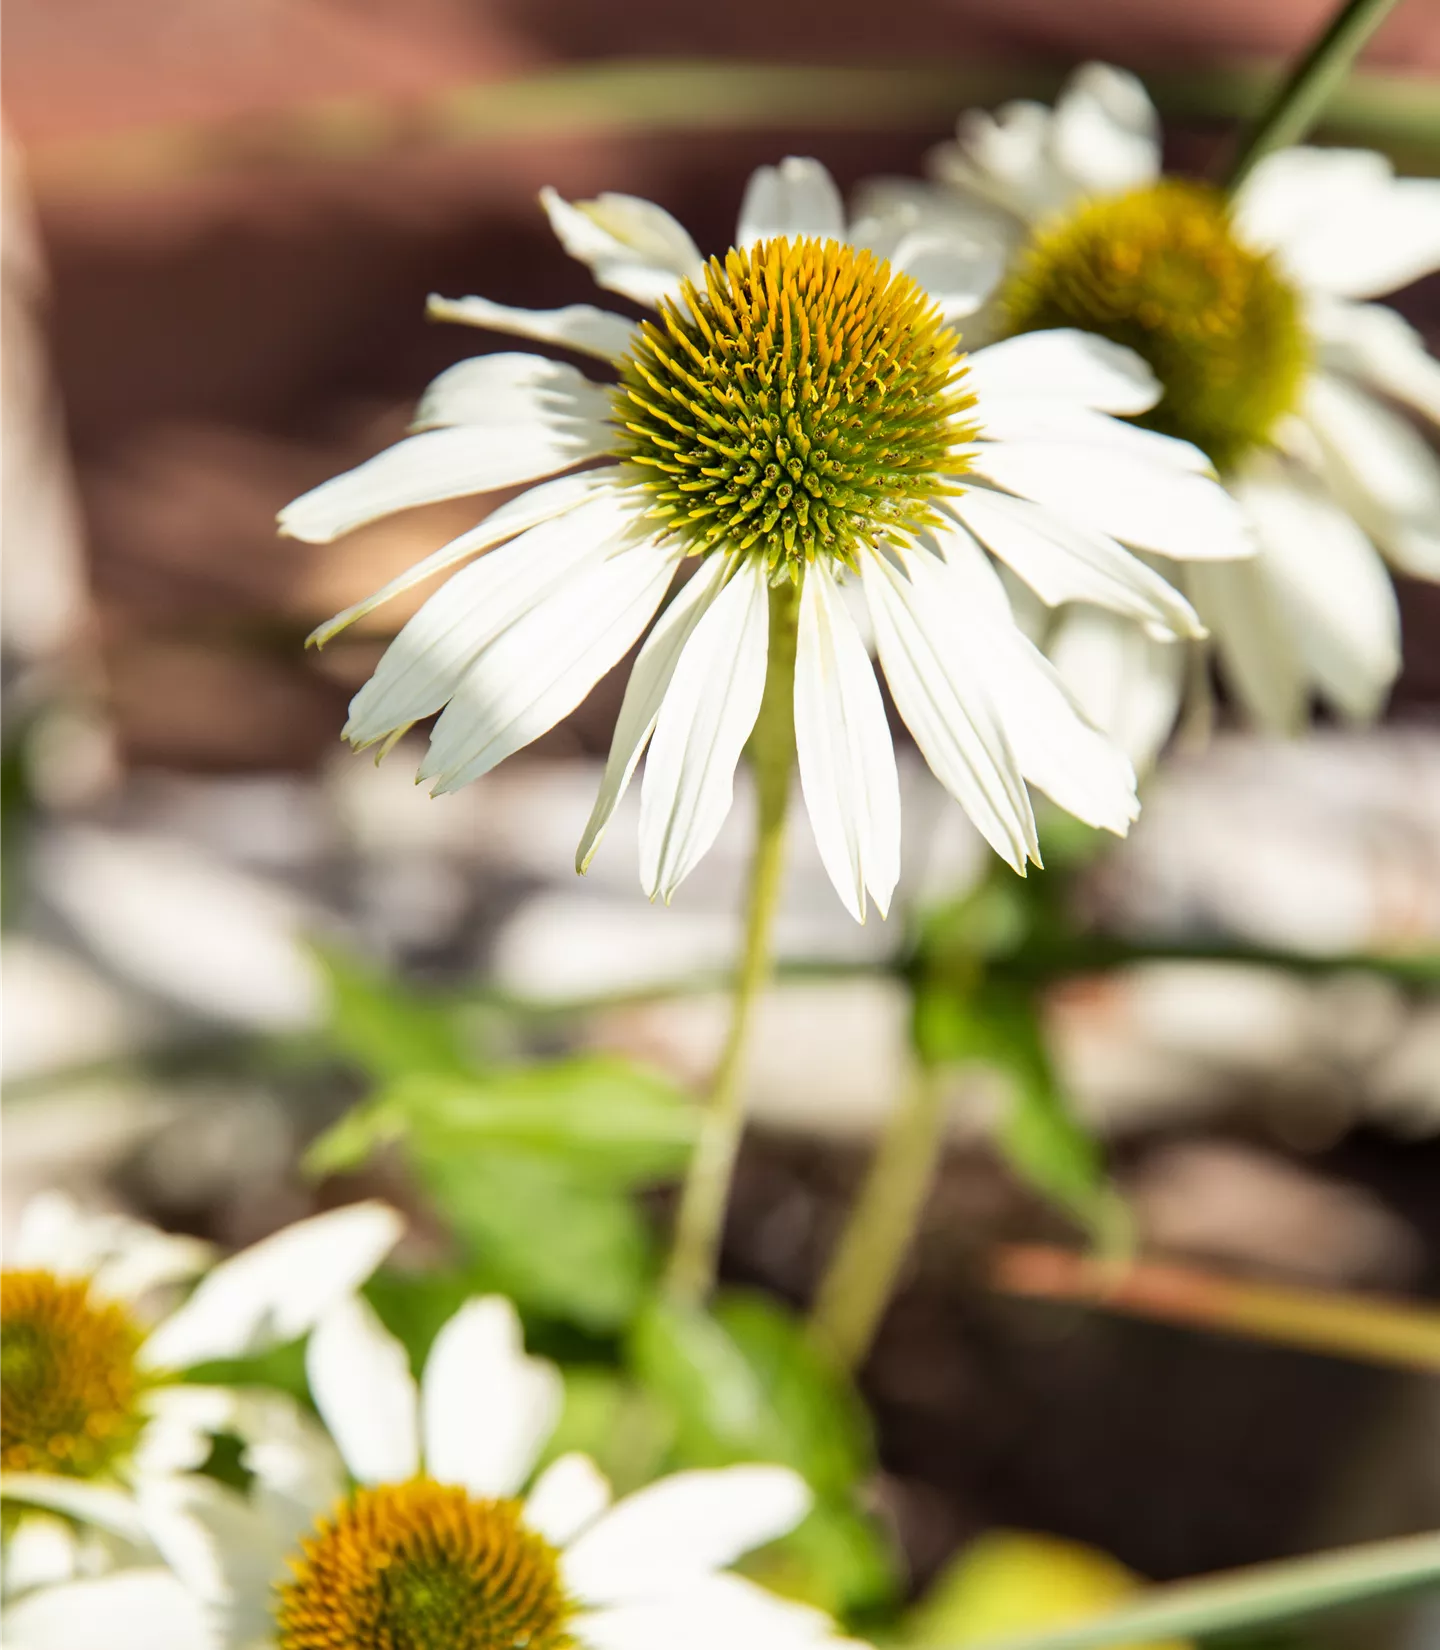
[664,581,798,1306]
[809,1062,947,1369]
[1222,0,1404,194]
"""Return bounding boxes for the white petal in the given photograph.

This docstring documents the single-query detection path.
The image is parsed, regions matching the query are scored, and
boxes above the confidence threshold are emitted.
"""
[794,561,901,922]
[133,1385,236,1476]
[310,471,610,649]
[2,1570,216,1650]
[306,1295,419,1485]
[0,1474,147,1544]
[933,99,1076,222]
[138,1201,403,1370]
[419,536,677,794]
[3,1513,81,1596]
[950,485,1204,638]
[422,1297,563,1497]
[525,1453,612,1547]
[562,1465,810,1606]
[1050,63,1161,197]
[1236,147,1440,298]
[577,552,731,873]
[888,230,1004,320]
[1312,296,1440,425]
[412,352,613,432]
[1232,464,1401,721]
[963,398,1211,472]
[930,529,1140,833]
[11,1190,89,1268]
[1185,557,1308,732]
[427,292,636,363]
[966,330,1160,414]
[971,436,1254,560]
[342,484,634,748]
[278,413,609,545]
[860,545,1037,871]
[12,1191,212,1299]
[1046,605,1184,773]
[227,1389,345,1550]
[638,558,770,903]
[736,158,845,247]
[541,187,704,308]
[575,1573,836,1650]
[1301,372,1440,577]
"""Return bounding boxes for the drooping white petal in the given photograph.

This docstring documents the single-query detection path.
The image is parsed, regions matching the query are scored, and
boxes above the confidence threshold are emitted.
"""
[736,157,845,247]
[0,1474,148,1544]
[541,187,704,308]
[342,486,634,748]
[1,1569,216,1650]
[577,552,732,874]
[412,352,613,432]
[1232,463,1401,721]
[525,1453,612,1547]
[419,535,678,794]
[427,293,636,363]
[422,1297,563,1498]
[278,413,609,545]
[1312,296,1440,425]
[965,330,1160,414]
[2,1512,81,1596]
[1049,63,1162,197]
[930,529,1140,834]
[638,558,770,903]
[1185,557,1307,733]
[860,545,1037,871]
[310,471,611,650]
[133,1386,236,1477]
[562,1465,811,1606]
[794,561,901,922]
[1236,147,1440,299]
[1046,605,1186,772]
[1301,372,1440,577]
[138,1201,403,1371]
[970,435,1254,560]
[306,1295,420,1486]
[226,1388,345,1551]
[949,486,1204,638]
[887,229,1004,320]
[962,399,1211,472]
[574,1573,837,1650]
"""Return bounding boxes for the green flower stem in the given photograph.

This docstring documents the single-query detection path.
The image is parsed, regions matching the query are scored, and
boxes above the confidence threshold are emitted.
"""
[809,1062,947,1370]
[1222,0,1403,194]
[664,580,799,1307]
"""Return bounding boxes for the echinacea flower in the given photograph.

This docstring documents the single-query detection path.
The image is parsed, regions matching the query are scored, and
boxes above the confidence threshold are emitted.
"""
[281,156,1252,918]
[5,1293,843,1650]
[0,1193,401,1601]
[861,65,1440,752]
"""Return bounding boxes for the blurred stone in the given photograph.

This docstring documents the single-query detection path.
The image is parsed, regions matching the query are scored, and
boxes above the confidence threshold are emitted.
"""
[1126,1138,1422,1288]
[1,935,160,1082]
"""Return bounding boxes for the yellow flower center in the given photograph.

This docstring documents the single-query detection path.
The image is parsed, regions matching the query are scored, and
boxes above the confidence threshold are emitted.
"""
[1001,180,1309,471]
[0,1269,149,1478]
[613,236,977,574]
[275,1481,575,1650]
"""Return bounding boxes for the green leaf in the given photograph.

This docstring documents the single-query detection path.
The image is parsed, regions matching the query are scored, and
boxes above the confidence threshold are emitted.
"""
[903,1532,1186,1648]
[955,1531,1440,1650]
[629,1292,872,1495]
[317,948,478,1082]
[915,981,1116,1238]
[420,1148,653,1331]
[308,1056,696,1185]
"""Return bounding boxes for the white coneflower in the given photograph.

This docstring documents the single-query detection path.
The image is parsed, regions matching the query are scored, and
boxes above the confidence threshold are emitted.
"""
[0,1193,401,1601]
[5,1294,842,1650]
[861,65,1440,752]
[280,156,1252,919]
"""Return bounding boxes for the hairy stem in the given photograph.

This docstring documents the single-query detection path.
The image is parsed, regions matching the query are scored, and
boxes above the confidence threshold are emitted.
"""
[1222,0,1402,194]
[809,1062,947,1369]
